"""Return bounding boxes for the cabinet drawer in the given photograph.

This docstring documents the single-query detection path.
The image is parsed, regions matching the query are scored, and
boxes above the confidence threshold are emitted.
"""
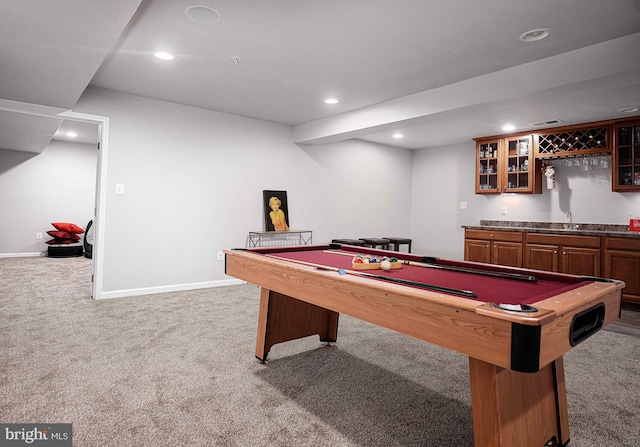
[605,237,640,251]
[525,233,600,248]
[465,229,523,242]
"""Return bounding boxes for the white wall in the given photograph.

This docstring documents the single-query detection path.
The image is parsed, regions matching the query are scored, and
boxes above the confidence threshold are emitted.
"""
[0,141,97,256]
[411,143,640,259]
[5,86,639,296]
[74,88,413,297]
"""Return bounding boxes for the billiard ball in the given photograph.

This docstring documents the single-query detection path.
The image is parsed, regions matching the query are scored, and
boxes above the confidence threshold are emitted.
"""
[380,260,392,271]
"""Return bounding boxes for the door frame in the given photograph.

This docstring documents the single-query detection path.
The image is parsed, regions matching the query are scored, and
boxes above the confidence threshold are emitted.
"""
[57,110,109,299]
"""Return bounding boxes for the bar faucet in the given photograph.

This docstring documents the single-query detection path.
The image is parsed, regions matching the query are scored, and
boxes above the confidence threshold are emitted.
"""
[566,212,577,230]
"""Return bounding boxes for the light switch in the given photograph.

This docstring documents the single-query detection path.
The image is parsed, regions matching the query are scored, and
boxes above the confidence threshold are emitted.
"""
[459,201,467,209]
[115,184,125,195]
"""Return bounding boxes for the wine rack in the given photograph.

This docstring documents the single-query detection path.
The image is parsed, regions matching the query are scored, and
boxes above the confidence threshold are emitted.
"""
[536,126,609,158]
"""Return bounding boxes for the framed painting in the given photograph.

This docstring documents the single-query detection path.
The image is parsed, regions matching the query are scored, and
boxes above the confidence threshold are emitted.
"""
[263,190,290,231]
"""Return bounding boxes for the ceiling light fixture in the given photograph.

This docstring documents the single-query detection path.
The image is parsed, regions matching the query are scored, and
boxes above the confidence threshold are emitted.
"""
[66,132,78,138]
[519,28,551,42]
[502,124,516,132]
[392,133,403,139]
[619,107,639,113]
[185,5,221,23]
[154,51,175,61]
[324,98,339,104]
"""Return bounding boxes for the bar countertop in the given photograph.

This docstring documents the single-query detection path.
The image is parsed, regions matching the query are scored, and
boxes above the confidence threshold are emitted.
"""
[463,220,640,239]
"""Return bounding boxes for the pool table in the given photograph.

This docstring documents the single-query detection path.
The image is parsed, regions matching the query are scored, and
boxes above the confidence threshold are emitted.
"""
[224,244,624,447]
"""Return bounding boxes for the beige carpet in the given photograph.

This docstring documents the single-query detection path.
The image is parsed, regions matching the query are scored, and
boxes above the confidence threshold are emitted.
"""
[1,256,639,446]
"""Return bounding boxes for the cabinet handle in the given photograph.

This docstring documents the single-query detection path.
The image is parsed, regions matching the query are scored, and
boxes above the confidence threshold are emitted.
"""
[554,251,557,254]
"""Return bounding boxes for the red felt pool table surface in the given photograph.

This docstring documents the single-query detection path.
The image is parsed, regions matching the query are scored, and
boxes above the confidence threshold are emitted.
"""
[269,247,587,306]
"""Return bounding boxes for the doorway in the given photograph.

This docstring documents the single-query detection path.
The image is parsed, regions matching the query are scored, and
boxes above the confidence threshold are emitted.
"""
[58,110,109,299]
[0,101,108,299]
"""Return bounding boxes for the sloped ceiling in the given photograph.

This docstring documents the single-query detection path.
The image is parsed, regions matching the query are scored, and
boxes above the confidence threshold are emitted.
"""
[1,0,640,153]
[0,0,142,152]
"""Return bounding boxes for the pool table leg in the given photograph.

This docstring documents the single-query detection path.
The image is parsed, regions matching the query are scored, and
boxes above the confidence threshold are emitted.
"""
[255,288,339,362]
[469,356,570,447]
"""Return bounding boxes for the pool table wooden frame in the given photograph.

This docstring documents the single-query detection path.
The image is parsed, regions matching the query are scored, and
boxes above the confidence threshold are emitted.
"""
[224,245,623,447]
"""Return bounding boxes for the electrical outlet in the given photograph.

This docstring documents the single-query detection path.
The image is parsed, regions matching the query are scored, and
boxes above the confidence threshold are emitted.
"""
[459,201,467,209]
[36,232,43,240]
[217,251,224,261]
[501,206,508,215]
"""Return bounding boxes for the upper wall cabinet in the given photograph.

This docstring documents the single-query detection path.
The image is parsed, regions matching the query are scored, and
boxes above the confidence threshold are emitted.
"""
[476,139,502,194]
[613,120,640,192]
[474,116,640,194]
[504,135,541,193]
[475,135,541,194]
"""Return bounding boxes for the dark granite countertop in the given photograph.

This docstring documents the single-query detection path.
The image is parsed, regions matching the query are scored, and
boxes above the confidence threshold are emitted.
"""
[463,220,640,238]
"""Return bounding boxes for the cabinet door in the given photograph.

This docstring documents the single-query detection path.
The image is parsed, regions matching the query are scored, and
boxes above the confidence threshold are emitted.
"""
[476,139,502,194]
[525,244,559,272]
[561,247,600,276]
[492,241,523,267]
[613,122,640,192]
[503,135,542,194]
[465,239,491,264]
[604,249,640,305]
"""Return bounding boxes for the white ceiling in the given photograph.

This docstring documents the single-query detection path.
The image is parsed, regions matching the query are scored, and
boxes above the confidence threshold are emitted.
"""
[1,0,640,152]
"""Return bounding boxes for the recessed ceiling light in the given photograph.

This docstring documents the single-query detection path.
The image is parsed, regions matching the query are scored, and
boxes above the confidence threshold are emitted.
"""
[392,133,403,139]
[619,107,639,113]
[502,124,516,132]
[66,132,78,138]
[185,5,221,23]
[324,98,339,104]
[154,51,175,61]
[519,28,551,42]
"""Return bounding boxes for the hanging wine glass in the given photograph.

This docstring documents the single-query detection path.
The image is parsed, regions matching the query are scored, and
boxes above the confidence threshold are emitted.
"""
[583,158,590,171]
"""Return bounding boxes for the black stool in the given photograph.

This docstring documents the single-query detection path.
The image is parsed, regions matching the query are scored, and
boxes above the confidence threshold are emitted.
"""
[332,238,366,246]
[359,238,391,250]
[384,237,412,253]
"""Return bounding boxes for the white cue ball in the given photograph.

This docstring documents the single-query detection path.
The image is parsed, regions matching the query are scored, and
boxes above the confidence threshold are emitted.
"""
[380,260,392,271]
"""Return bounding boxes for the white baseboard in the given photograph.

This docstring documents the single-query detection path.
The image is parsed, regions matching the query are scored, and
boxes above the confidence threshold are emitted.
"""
[97,278,246,300]
[0,252,46,258]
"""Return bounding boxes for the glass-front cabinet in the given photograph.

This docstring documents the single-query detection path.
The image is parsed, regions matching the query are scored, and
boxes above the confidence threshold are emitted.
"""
[476,139,501,194]
[613,121,640,192]
[475,135,541,194]
[505,135,534,192]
